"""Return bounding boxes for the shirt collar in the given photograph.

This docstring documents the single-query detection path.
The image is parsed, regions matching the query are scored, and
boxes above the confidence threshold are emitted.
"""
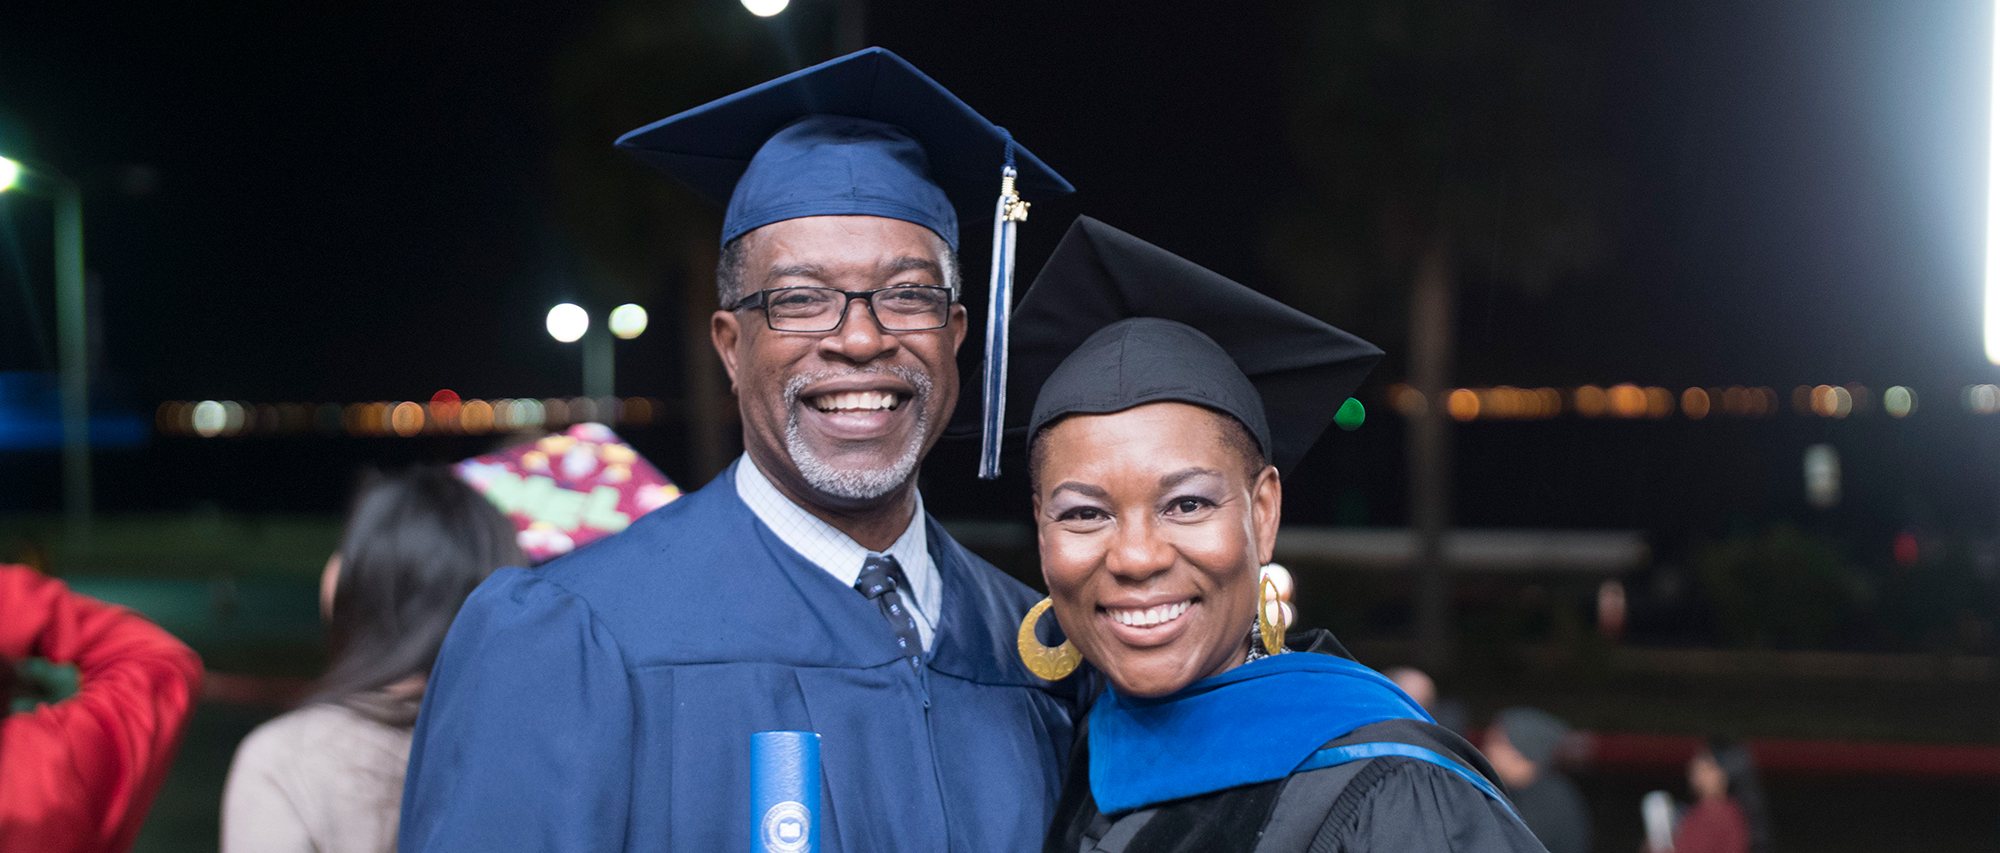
[733,453,934,602]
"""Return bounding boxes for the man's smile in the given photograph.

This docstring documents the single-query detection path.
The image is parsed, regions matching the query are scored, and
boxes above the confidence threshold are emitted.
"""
[786,370,929,445]
[808,390,906,413]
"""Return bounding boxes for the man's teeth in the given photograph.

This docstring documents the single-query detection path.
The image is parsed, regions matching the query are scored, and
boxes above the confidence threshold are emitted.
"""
[813,391,899,412]
[1109,601,1191,628]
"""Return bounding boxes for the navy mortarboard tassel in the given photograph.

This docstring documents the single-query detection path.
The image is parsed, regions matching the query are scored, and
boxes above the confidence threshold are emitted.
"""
[979,133,1029,480]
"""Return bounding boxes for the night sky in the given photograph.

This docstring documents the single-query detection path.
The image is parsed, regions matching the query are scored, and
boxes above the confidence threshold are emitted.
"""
[1,0,1997,519]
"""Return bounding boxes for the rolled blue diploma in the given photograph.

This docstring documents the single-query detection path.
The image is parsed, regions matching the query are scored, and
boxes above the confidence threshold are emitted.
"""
[750,731,821,853]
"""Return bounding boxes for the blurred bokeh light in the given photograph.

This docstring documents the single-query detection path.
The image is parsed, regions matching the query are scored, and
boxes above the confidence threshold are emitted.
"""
[545,303,589,343]
[608,303,648,340]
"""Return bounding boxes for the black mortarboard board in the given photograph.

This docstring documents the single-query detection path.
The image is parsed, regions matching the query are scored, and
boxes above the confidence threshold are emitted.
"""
[615,47,1071,478]
[1005,216,1384,476]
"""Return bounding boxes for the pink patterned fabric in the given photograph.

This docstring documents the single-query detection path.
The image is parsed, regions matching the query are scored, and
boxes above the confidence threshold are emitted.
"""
[454,423,680,562]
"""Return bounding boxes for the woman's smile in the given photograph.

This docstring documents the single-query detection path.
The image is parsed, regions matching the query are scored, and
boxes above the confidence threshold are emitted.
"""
[1101,598,1198,645]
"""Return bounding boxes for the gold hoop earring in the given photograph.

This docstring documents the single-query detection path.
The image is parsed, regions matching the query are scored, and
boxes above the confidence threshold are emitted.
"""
[1257,576,1288,657]
[1017,598,1082,681]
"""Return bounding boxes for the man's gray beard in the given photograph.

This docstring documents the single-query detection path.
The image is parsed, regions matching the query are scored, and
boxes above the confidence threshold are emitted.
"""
[783,367,933,501]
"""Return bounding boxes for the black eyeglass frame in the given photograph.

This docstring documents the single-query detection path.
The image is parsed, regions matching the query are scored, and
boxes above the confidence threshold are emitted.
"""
[728,285,958,333]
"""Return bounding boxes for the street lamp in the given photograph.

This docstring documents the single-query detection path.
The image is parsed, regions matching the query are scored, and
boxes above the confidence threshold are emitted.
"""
[739,0,867,54]
[1987,0,2000,363]
[0,155,90,538]
[546,302,589,343]
[546,303,646,399]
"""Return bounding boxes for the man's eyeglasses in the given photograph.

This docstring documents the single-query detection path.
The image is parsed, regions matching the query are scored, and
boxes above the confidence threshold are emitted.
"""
[729,285,954,333]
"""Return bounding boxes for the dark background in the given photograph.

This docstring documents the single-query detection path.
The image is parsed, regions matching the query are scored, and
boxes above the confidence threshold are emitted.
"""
[2,0,1998,625]
[6,0,2000,639]
[0,0,1992,563]
[0,1,1990,396]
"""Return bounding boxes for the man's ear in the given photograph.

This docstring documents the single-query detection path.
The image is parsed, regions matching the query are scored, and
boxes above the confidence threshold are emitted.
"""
[947,302,969,355]
[712,309,743,392]
[1252,465,1282,566]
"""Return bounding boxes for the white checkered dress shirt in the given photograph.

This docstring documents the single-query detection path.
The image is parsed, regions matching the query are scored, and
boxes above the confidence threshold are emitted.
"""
[734,454,941,650]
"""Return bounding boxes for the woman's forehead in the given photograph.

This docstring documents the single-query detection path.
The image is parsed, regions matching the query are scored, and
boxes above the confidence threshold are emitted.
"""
[1040,403,1241,475]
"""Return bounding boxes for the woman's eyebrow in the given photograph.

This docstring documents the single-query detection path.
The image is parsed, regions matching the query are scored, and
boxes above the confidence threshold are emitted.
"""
[1050,481,1109,500]
[1158,467,1225,490]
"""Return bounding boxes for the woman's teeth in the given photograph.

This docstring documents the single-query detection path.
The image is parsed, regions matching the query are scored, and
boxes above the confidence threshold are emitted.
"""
[812,391,900,412]
[1109,601,1191,628]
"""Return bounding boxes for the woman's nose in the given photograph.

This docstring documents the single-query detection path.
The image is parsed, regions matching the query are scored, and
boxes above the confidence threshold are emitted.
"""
[1104,516,1176,581]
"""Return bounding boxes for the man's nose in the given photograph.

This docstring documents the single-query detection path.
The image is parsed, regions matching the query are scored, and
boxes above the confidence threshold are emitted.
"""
[819,296,900,363]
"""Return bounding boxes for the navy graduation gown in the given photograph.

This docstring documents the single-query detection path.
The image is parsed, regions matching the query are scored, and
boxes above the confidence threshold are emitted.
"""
[399,468,1082,852]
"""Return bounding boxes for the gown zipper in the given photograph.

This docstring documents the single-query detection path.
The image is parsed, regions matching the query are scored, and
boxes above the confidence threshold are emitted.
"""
[919,661,951,851]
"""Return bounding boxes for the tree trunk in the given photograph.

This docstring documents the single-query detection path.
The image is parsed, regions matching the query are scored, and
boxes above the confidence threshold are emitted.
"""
[1408,239,1455,668]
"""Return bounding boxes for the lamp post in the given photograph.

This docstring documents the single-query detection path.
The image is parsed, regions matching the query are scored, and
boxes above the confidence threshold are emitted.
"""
[547,303,647,399]
[739,0,866,54]
[1,155,91,540]
[1987,0,2000,364]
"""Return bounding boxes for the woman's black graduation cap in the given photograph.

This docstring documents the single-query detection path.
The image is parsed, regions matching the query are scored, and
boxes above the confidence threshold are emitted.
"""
[1005,217,1384,476]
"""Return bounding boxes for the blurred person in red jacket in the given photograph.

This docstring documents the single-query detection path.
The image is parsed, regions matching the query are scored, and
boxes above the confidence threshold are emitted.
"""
[1656,737,1773,853]
[0,563,204,853]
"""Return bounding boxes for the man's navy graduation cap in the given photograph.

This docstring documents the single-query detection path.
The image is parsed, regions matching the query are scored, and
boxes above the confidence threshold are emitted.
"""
[616,47,1072,477]
[1006,217,1384,476]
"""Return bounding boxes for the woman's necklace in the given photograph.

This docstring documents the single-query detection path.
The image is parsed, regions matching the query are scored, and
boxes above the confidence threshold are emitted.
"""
[1242,625,1287,664]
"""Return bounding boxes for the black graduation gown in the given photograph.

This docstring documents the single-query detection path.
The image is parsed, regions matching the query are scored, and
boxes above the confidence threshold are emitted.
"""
[1045,633,1547,853]
[400,463,1087,853]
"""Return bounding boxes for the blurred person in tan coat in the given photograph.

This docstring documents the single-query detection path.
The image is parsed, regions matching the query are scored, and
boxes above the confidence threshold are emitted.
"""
[221,468,519,853]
